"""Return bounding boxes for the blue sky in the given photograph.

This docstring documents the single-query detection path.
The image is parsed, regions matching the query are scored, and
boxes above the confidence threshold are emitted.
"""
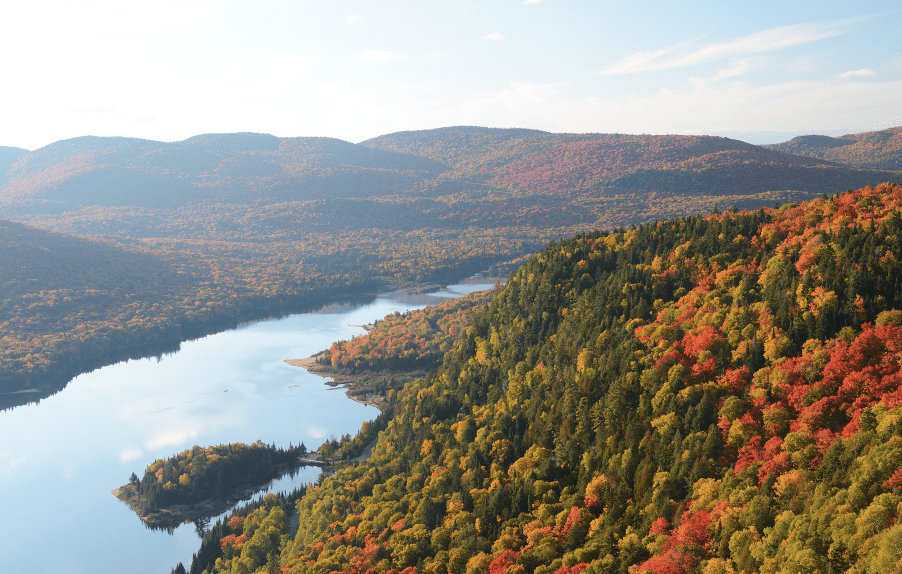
[1,0,900,149]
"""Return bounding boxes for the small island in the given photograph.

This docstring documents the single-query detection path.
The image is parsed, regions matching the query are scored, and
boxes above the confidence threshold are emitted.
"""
[114,440,314,529]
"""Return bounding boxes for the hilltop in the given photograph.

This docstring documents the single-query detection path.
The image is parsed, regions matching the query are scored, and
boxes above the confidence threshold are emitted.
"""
[765,126,902,171]
[0,133,445,210]
[364,127,900,199]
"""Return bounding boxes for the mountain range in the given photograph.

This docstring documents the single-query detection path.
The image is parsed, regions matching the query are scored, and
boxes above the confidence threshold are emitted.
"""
[2,127,900,222]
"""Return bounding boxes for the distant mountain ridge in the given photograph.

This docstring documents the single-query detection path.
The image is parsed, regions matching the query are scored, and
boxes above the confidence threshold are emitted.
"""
[363,126,900,198]
[4,126,900,216]
[764,126,902,171]
[0,133,446,210]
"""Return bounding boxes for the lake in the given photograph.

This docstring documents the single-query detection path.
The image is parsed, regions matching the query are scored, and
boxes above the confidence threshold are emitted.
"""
[0,279,495,574]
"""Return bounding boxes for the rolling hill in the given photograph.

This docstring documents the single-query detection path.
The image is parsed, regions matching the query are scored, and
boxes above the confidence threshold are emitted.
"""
[363,127,901,198]
[3,127,900,229]
[0,133,446,211]
[764,126,902,171]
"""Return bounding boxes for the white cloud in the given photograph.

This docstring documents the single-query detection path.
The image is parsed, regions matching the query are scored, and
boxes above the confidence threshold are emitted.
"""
[119,446,143,463]
[485,32,505,41]
[689,58,756,87]
[711,59,754,81]
[523,0,544,4]
[600,20,855,75]
[838,68,877,78]
[360,50,407,62]
[347,14,361,25]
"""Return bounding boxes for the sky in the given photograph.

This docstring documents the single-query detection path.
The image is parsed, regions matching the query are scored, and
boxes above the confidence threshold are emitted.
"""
[1,0,900,150]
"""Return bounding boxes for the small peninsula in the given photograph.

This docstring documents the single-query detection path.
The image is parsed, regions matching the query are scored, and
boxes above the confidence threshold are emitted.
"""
[285,288,497,411]
[115,440,314,529]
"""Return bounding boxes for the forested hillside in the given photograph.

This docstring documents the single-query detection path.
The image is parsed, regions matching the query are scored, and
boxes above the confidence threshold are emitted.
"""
[765,126,902,171]
[0,214,410,410]
[182,182,902,574]
[364,128,899,198]
[319,288,496,372]
[0,146,27,185]
[3,127,900,409]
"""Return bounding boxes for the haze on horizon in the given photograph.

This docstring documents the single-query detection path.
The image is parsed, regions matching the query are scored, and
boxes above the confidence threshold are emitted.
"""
[2,0,900,151]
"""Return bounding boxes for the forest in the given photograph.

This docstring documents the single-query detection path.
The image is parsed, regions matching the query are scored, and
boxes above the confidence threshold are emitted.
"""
[3,127,900,408]
[319,288,497,373]
[115,440,311,531]
[764,126,902,171]
[170,182,902,574]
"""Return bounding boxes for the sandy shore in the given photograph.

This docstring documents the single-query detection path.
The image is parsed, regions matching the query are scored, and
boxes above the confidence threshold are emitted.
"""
[284,349,327,369]
[284,352,391,412]
[284,357,317,368]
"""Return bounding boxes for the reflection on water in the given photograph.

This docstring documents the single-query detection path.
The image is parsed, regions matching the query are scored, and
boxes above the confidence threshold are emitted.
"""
[0,279,495,573]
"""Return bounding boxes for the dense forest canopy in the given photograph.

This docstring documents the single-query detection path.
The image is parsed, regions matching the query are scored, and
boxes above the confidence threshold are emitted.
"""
[176,182,902,574]
[320,288,496,372]
[117,440,309,530]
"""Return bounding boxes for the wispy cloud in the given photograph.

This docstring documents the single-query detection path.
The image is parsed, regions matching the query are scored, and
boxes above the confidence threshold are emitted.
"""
[120,446,143,463]
[711,58,754,81]
[600,20,855,75]
[452,77,902,141]
[689,58,757,86]
[838,68,876,78]
[360,50,407,62]
[485,32,505,41]
[522,0,544,4]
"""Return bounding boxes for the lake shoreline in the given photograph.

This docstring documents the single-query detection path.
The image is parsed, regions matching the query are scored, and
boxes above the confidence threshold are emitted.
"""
[285,353,393,412]
[283,280,501,412]
[112,458,324,530]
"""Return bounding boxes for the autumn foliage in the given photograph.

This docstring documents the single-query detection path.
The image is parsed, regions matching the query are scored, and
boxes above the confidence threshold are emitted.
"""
[173,183,902,574]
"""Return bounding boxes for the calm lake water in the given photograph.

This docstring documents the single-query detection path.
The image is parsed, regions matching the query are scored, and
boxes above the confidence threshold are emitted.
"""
[0,280,495,574]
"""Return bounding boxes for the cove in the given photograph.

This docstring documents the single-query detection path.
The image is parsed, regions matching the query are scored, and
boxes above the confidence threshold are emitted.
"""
[0,279,494,574]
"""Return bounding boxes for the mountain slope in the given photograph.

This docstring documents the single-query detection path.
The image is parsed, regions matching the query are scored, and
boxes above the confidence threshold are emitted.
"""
[365,127,902,198]
[0,146,28,185]
[765,126,902,171]
[0,133,446,210]
[0,215,382,409]
[0,217,197,400]
[183,182,902,574]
